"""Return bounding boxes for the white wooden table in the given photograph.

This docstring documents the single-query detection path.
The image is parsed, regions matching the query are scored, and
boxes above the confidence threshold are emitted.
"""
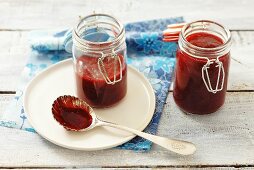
[0,0,254,169]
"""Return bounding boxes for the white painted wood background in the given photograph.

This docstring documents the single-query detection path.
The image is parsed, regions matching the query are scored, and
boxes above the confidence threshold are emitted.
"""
[0,0,254,169]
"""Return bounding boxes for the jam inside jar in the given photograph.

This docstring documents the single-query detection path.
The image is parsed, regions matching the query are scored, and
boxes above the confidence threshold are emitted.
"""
[173,20,232,114]
[72,14,127,108]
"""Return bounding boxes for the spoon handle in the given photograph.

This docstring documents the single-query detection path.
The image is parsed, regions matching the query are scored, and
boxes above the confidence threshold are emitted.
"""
[98,120,196,155]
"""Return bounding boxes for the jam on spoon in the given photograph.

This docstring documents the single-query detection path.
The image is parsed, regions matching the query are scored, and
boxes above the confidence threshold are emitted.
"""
[52,95,196,155]
[52,95,93,131]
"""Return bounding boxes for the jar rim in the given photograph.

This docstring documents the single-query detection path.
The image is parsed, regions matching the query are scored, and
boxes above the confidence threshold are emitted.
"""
[73,13,125,51]
[179,20,232,57]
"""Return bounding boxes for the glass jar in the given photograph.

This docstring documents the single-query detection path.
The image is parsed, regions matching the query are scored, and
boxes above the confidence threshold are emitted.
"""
[173,20,232,114]
[72,14,127,108]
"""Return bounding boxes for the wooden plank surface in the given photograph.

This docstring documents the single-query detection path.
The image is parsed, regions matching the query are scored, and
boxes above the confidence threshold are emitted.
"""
[0,168,251,170]
[0,92,253,168]
[1,31,254,91]
[0,0,254,30]
[0,31,28,92]
[1,0,254,168]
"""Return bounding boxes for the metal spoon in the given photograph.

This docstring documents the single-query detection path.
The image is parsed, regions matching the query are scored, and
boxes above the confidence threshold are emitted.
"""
[52,95,196,155]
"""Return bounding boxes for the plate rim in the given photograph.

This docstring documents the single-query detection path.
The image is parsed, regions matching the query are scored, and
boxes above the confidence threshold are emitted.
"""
[23,58,156,150]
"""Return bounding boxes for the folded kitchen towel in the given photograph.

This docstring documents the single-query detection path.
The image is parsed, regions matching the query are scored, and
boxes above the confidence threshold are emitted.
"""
[0,17,184,151]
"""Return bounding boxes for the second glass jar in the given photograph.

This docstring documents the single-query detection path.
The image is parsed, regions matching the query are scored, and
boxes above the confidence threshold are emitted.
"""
[173,20,232,114]
[72,14,127,108]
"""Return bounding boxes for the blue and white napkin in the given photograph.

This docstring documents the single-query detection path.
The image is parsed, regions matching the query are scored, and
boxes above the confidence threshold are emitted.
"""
[0,17,184,151]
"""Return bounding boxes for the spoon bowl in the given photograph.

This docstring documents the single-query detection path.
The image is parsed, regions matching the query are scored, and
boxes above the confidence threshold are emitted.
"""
[52,95,196,155]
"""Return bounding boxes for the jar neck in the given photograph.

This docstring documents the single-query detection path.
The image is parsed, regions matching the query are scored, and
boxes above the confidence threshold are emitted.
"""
[178,20,232,59]
[73,14,125,54]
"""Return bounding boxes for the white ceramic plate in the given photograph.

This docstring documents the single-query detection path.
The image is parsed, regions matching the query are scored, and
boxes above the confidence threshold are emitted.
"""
[24,59,156,150]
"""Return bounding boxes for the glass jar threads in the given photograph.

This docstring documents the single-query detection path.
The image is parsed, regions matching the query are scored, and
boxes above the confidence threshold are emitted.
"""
[173,20,232,114]
[72,14,127,108]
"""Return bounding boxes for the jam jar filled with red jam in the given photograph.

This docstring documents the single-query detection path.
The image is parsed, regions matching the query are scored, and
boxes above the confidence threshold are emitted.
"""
[173,20,232,114]
[72,14,127,108]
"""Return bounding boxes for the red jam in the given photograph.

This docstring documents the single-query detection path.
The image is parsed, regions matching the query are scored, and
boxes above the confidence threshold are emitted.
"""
[52,96,93,131]
[75,55,127,108]
[173,32,230,114]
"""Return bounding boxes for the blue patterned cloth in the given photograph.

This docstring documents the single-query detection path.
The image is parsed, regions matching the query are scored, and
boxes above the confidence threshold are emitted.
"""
[0,17,184,151]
